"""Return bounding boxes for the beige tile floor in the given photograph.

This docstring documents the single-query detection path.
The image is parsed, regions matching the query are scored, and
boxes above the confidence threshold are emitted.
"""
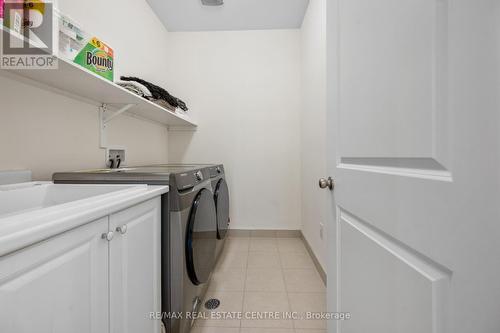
[193,235,327,333]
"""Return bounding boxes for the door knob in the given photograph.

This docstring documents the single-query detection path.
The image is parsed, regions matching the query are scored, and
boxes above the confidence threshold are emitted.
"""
[319,177,334,190]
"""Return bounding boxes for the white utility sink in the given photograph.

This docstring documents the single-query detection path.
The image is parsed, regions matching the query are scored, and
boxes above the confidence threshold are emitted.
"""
[0,182,139,218]
[0,181,168,257]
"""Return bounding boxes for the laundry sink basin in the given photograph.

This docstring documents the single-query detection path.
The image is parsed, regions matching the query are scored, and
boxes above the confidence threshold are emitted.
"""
[0,182,138,218]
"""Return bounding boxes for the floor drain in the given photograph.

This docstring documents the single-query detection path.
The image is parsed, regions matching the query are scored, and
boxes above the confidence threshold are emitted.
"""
[205,298,221,310]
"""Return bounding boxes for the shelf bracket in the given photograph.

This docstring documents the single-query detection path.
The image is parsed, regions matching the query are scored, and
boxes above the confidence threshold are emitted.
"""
[99,103,136,149]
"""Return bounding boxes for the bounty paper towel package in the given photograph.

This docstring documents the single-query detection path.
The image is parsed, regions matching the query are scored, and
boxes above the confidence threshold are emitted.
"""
[57,12,114,81]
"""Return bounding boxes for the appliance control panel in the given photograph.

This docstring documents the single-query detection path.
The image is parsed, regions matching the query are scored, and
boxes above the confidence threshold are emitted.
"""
[174,169,210,190]
[208,165,224,178]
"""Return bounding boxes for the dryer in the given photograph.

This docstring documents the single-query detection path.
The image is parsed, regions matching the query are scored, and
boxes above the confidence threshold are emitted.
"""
[207,164,230,260]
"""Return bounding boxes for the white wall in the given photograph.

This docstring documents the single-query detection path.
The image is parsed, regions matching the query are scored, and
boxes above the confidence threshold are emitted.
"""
[0,0,171,180]
[300,0,327,269]
[166,30,302,231]
[0,0,328,255]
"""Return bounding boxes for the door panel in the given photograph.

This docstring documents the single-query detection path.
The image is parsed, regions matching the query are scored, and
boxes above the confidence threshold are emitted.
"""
[338,0,450,169]
[0,217,109,333]
[110,199,161,333]
[326,0,500,332]
[339,210,449,333]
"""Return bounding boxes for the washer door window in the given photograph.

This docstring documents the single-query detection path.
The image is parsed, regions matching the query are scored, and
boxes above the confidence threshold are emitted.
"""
[215,179,230,240]
[186,188,217,285]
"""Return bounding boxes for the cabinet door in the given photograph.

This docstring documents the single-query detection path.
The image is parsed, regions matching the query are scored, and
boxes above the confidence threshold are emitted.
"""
[0,217,109,333]
[110,198,161,333]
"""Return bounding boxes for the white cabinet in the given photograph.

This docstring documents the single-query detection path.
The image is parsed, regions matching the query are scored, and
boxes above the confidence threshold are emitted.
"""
[109,198,161,333]
[0,198,162,333]
[0,217,109,333]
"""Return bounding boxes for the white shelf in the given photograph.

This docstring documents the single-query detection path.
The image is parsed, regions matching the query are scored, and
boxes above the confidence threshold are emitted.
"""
[0,28,196,128]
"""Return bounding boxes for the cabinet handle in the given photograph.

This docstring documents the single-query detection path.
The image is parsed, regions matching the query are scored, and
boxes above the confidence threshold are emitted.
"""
[101,231,114,241]
[116,225,127,235]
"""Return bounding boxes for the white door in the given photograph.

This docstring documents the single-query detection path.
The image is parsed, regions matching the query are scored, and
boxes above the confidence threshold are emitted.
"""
[0,217,109,333]
[109,198,162,333]
[325,1,500,333]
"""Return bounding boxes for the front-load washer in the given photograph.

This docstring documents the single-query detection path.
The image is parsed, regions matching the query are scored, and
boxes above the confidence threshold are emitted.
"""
[169,168,216,333]
[53,165,217,333]
[156,164,230,261]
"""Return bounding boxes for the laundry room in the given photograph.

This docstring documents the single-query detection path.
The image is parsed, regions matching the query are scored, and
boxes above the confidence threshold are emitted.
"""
[1,1,499,333]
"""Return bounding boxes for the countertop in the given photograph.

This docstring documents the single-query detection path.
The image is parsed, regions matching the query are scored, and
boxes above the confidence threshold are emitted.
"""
[0,183,168,257]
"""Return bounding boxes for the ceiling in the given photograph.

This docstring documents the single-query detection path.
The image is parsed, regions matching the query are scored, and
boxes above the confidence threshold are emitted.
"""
[146,0,310,32]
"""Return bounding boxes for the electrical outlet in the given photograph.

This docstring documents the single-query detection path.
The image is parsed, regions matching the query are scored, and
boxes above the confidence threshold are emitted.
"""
[319,222,325,240]
[107,148,125,169]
